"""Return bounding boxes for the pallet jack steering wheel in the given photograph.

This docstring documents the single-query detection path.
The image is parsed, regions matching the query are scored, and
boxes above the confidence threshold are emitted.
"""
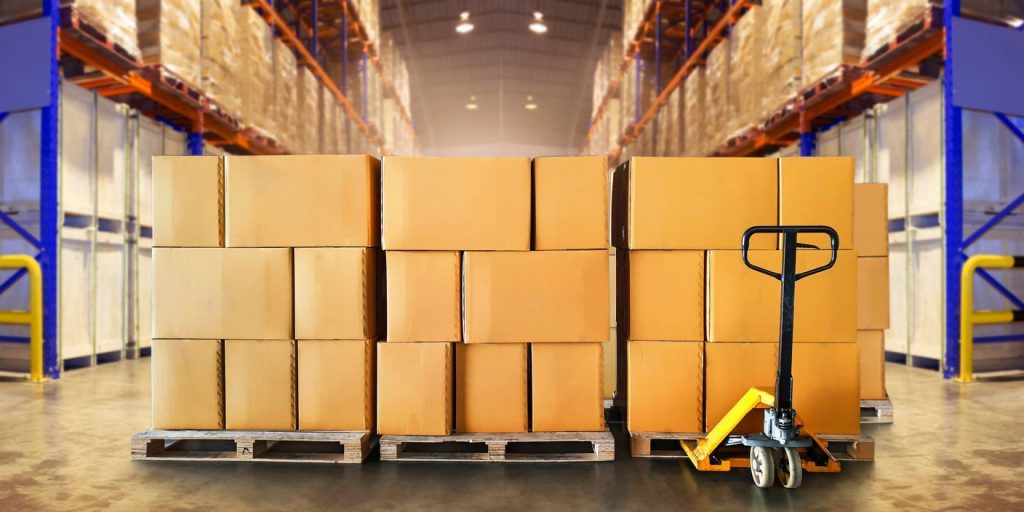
[740,225,839,489]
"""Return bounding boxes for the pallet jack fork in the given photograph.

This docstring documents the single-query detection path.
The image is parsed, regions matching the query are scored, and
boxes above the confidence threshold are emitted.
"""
[681,226,843,489]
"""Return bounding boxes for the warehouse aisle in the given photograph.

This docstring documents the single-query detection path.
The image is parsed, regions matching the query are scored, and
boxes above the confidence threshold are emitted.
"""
[0,361,1021,511]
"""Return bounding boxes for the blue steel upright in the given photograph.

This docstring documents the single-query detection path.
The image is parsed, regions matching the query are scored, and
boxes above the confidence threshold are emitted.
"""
[943,0,963,378]
[40,0,60,378]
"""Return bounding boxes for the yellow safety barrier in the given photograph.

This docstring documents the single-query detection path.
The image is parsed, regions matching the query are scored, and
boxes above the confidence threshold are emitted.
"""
[0,255,44,382]
[959,254,1021,383]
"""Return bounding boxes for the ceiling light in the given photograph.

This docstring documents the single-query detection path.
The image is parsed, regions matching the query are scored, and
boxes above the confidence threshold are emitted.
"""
[456,11,474,34]
[529,12,547,34]
[524,96,538,110]
[465,95,479,110]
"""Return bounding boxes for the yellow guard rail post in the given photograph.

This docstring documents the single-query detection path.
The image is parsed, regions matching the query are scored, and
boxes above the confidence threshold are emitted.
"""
[0,255,44,382]
[959,254,1024,382]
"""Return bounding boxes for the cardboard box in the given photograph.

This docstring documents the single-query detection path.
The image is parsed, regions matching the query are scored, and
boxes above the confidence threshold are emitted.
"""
[225,339,296,430]
[294,248,376,340]
[297,339,375,431]
[463,251,609,343]
[377,342,453,435]
[705,342,861,435]
[153,156,222,247]
[779,157,854,250]
[706,250,857,343]
[858,330,886,399]
[382,157,530,250]
[627,341,703,433]
[386,251,461,342]
[455,343,528,433]
[151,339,223,429]
[531,343,604,432]
[224,155,380,247]
[612,157,778,249]
[153,248,292,339]
[858,257,890,330]
[854,183,888,257]
[533,156,609,250]
[629,250,704,341]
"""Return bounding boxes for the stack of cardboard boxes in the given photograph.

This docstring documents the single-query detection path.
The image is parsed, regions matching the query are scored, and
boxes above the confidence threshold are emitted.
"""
[855,183,890,401]
[150,155,380,432]
[615,156,869,440]
[378,156,610,435]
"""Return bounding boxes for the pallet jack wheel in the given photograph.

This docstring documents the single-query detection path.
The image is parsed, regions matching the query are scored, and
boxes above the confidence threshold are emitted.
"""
[750,446,775,488]
[777,447,803,489]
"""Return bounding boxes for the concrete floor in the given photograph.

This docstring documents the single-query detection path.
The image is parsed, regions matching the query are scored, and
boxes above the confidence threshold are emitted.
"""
[1,361,1023,511]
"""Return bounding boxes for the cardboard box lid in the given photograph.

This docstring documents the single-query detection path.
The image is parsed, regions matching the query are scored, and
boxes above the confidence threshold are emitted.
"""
[455,343,528,433]
[780,156,854,250]
[151,339,223,430]
[463,250,609,343]
[382,157,531,250]
[386,251,461,342]
[857,330,886,400]
[707,250,857,343]
[628,250,705,341]
[294,248,376,340]
[533,156,609,250]
[854,183,889,257]
[857,257,890,330]
[617,157,778,250]
[153,248,293,340]
[153,156,223,247]
[297,339,375,431]
[225,339,296,431]
[225,154,380,247]
[531,343,605,432]
[627,341,703,434]
[377,342,453,435]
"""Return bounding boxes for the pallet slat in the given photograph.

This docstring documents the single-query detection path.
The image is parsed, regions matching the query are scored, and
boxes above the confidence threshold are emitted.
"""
[131,430,375,464]
[860,398,895,424]
[380,430,615,463]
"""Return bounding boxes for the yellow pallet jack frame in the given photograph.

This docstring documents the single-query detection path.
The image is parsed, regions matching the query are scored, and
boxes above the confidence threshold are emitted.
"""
[680,387,841,474]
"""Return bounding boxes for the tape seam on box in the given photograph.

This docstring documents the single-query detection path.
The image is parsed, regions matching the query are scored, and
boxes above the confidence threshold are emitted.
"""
[216,156,225,247]
[217,340,225,429]
[453,252,462,341]
[290,340,297,430]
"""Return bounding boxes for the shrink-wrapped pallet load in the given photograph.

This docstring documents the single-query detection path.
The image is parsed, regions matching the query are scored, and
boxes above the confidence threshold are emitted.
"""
[298,66,320,154]
[727,5,764,139]
[201,0,240,118]
[238,5,275,137]
[704,40,730,154]
[137,0,201,88]
[801,0,867,89]
[272,39,299,151]
[683,67,706,157]
[762,0,803,119]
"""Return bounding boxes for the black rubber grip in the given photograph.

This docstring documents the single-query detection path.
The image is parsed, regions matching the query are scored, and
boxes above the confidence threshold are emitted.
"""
[1014,310,1024,322]
[1014,256,1024,268]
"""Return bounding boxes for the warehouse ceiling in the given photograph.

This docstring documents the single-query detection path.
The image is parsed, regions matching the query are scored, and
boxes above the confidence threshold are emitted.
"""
[380,0,624,155]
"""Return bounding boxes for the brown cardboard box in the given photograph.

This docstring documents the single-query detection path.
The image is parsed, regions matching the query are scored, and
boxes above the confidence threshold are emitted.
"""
[382,157,530,250]
[297,339,374,431]
[706,250,857,343]
[627,341,703,433]
[455,344,528,433]
[153,156,223,247]
[463,251,609,343]
[224,155,380,247]
[151,339,223,429]
[153,248,292,339]
[294,248,376,340]
[705,342,861,435]
[531,343,604,432]
[613,157,778,250]
[533,156,609,250]
[377,342,453,435]
[858,330,886,399]
[854,183,889,257]
[779,157,855,250]
[386,251,461,342]
[225,339,296,430]
[629,250,704,341]
[858,257,890,330]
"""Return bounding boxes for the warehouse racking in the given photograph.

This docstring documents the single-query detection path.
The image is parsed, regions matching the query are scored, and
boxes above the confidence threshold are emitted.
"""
[0,0,415,378]
[586,0,1024,378]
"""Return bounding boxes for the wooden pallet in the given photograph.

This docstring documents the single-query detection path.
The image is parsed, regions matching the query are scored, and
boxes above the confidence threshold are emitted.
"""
[140,65,203,103]
[62,6,141,65]
[131,430,375,464]
[380,430,615,463]
[629,432,874,462]
[861,398,895,424]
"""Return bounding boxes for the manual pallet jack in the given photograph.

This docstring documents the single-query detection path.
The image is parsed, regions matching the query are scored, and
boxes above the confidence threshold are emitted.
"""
[681,226,844,489]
